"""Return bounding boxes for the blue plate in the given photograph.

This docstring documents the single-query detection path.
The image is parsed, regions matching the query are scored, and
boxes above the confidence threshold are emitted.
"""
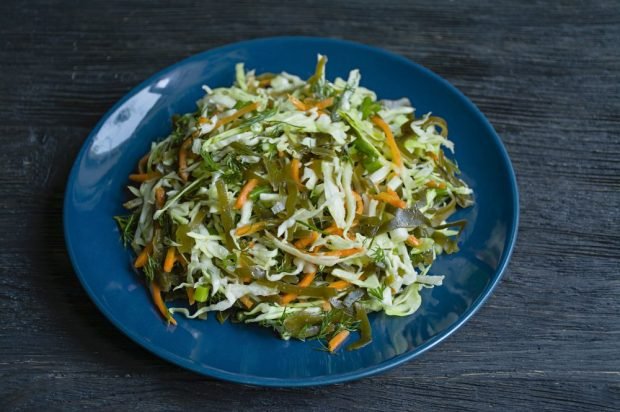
[64,37,518,387]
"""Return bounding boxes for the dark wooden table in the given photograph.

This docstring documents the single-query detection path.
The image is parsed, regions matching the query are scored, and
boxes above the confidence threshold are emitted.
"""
[1,0,618,410]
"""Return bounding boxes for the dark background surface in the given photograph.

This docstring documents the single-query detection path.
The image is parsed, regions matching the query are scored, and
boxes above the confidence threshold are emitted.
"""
[1,0,619,410]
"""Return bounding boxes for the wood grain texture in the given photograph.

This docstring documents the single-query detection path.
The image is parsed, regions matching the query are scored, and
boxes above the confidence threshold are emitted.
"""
[1,0,619,410]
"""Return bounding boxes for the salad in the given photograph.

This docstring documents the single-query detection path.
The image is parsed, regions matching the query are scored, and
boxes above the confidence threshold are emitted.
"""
[115,55,473,352]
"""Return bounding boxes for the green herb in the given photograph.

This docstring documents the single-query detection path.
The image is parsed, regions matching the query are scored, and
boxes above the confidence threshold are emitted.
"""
[359,96,381,120]
[249,185,271,201]
[315,308,359,344]
[113,214,137,247]
[202,152,219,172]
[296,219,326,235]
[142,255,158,282]
[370,247,387,264]
[368,284,386,301]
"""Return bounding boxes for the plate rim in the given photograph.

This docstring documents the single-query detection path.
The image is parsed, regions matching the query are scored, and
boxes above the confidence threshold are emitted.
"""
[63,35,520,387]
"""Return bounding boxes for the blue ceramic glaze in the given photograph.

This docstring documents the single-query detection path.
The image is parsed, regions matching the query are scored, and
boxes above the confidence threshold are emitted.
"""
[64,37,518,387]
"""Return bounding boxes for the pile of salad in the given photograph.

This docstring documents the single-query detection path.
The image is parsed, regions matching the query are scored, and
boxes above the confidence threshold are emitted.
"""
[115,55,473,352]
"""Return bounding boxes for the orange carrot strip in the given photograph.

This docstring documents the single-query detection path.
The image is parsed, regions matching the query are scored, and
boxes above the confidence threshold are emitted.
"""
[178,137,193,182]
[155,187,166,210]
[178,254,188,268]
[258,78,271,87]
[280,293,297,305]
[328,280,351,289]
[129,171,161,182]
[294,231,319,249]
[328,330,350,352]
[214,101,259,129]
[320,248,363,257]
[299,272,316,287]
[406,235,421,247]
[163,247,176,273]
[373,190,406,209]
[197,116,209,124]
[352,190,364,215]
[426,151,439,162]
[311,244,324,253]
[371,115,403,171]
[324,224,344,236]
[425,180,447,189]
[134,242,153,268]
[186,287,195,305]
[291,158,302,187]
[151,281,177,325]
[239,295,254,309]
[313,97,335,110]
[234,178,259,210]
[235,222,266,237]
[138,152,150,174]
[288,94,309,111]
[280,272,316,305]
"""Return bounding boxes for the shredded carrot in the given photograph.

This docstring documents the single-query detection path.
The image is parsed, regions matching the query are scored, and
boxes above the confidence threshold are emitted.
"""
[299,271,316,287]
[155,187,166,210]
[134,242,153,268]
[320,248,363,257]
[324,223,343,236]
[163,247,176,273]
[239,295,254,309]
[151,281,177,325]
[258,78,271,87]
[235,221,266,236]
[328,280,351,289]
[280,294,296,305]
[294,231,319,249]
[311,244,324,253]
[129,171,161,182]
[425,180,447,189]
[291,95,334,111]
[186,287,195,305]
[197,116,208,124]
[373,190,406,209]
[214,101,259,129]
[288,94,309,111]
[371,115,403,171]
[280,271,316,305]
[352,191,364,215]
[314,97,335,110]
[426,151,439,162]
[235,178,259,209]
[323,223,356,239]
[138,152,150,174]
[178,137,193,181]
[291,158,302,187]
[328,330,350,352]
[406,235,420,247]
[177,254,188,268]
